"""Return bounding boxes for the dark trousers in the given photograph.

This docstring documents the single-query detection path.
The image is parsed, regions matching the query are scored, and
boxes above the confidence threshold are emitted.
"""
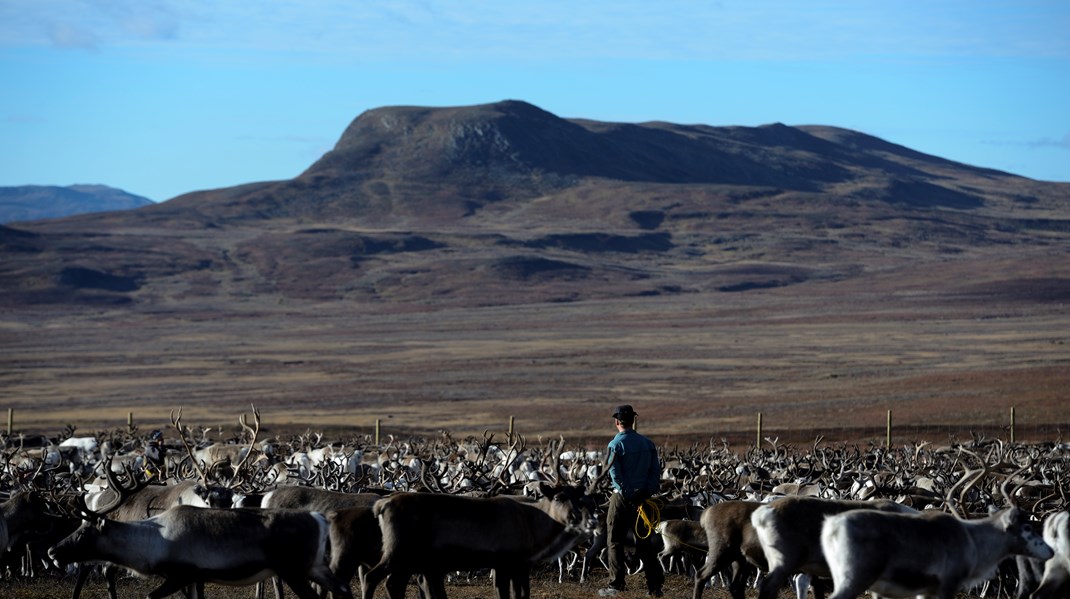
[606,492,664,591]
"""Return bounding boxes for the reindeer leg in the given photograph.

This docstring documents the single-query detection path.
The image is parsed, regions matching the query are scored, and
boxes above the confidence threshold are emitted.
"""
[362,563,391,599]
[105,564,119,599]
[356,565,368,599]
[310,566,353,599]
[148,577,196,599]
[812,576,833,599]
[492,569,511,599]
[514,568,532,599]
[420,572,449,599]
[281,576,325,599]
[793,573,811,599]
[692,548,736,599]
[327,551,361,599]
[383,572,412,599]
[69,563,90,599]
[757,566,793,599]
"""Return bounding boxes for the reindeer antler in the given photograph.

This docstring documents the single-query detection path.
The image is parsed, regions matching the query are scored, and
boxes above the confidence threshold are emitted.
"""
[77,457,146,519]
[944,447,990,518]
[998,457,1035,510]
[587,451,615,495]
[229,404,262,482]
[171,408,209,487]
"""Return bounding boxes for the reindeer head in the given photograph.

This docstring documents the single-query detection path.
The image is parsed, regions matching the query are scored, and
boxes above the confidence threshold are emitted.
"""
[193,483,236,508]
[539,483,601,536]
[997,506,1054,561]
[172,405,261,507]
[48,515,111,566]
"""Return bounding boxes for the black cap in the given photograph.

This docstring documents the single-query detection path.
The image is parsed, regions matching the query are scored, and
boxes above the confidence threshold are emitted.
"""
[613,405,637,421]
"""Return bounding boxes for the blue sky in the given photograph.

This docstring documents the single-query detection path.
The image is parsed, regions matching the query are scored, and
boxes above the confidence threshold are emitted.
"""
[1,1,1068,203]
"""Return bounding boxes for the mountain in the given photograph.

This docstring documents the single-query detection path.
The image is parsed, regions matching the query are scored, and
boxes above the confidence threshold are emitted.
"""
[0,184,154,224]
[1,100,1068,308]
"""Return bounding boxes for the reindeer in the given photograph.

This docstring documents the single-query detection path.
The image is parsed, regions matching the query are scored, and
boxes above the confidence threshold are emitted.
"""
[751,496,917,599]
[259,486,386,598]
[692,500,767,599]
[67,461,212,599]
[327,506,384,599]
[820,505,1053,599]
[363,483,600,599]
[170,406,265,508]
[1,489,51,555]
[261,486,383,512]
[656,519,707,576]
[1023,510,1070,599]
[65,407,263,599]
[48,472,354,599]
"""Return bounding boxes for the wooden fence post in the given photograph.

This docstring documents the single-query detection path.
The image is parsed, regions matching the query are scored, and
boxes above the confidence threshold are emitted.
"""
[508,416,515,437]
[756,412,763,450]
[1010,406,1016,444]
[6,408,12,435]
[375,419,381,446]
[887,409,892,448]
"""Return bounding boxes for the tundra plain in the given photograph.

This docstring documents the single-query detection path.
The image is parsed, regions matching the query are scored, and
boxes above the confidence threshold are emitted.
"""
[3,273,1067,448]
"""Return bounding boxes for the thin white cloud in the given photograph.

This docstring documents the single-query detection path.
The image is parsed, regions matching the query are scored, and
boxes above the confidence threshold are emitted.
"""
[0,0,183,49]
[3,0,1067,60]
[985,133,1070,150]
[47,22,99,50]
[1027,133,1070,150]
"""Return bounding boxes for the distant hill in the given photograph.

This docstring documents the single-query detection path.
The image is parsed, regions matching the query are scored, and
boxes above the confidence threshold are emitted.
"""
[1,100,1068,308]
[0,184,154,224]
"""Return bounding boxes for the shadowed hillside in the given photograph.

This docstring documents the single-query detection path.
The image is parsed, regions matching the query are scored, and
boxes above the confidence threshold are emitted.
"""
[1,100,1066,308]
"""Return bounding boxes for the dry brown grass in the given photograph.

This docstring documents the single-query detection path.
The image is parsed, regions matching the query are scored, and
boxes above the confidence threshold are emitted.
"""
[2,270,1067,448]
[0,566,1000,599]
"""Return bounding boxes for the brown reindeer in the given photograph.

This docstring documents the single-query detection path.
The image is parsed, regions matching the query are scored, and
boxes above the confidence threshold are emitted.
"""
[327,507,384,599]
[692,500,767,599]
[363,483,600,599]
[260,485,386,598]
[1,489,51,554]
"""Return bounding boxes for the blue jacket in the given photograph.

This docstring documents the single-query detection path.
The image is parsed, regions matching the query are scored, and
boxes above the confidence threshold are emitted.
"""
[607,429,661,501]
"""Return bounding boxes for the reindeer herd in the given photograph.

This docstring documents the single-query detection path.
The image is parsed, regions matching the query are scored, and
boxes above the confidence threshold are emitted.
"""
[1,406,1068,599]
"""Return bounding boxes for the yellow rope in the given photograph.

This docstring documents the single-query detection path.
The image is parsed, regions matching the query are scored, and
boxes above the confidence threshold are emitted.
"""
[636,499,707,553]
[658,530,708,553]
[634,498,662,539]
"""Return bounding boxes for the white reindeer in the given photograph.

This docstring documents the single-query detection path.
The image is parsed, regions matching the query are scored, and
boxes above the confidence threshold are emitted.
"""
[751,496,917,599]
[821,506,1053,599]
[1029,510,1070,599]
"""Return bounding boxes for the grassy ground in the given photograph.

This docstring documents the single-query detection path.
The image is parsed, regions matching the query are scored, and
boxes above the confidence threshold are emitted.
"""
[0,567,1003,599]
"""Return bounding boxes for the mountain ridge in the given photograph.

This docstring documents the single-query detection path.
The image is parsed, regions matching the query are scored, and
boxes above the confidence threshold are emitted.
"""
[2,100,1067,308]
[0,184,154,224]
